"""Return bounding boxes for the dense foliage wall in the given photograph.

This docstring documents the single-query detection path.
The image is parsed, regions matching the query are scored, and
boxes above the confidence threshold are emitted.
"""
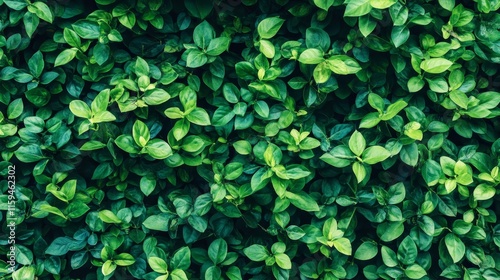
[1,0,500,279]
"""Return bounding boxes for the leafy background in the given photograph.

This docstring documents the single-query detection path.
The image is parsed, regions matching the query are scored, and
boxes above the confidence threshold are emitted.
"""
[1,0,500,279]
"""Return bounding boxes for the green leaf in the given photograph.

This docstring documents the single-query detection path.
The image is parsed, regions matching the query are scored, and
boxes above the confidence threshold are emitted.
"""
[362,146,391,164]
[397,236,417,265]
[332,238,352,256]
[326,55,362,75]
[4,0,29,10]
[377,222,404,242]
[359,112,381,128]
[408,76,425,93]
[285,191,320,212]
[370,0,397,9]
[186,50,208,68]
[368,93,385,112]
[12,266,36,280]
[145,139,173,159]
[180,87,197,112]
[93,43,110,65]
[102,260,116,276]
[275,253,292,269]
[314,0,335,11]
[449,90,468,109]
[354,242,378,260]
[91,90,110,114]
[298,48,325,64]
[473,184,495,201]
[381,246,398,267]
[143,214,173,232]
[172,119,190,141]
[171,247,191,270]
[206,37,231,56]
[286,226,306,240]
[285,165,311,180]
[63,28,81,48]
[208,238,227,265]
[170,269,188,280]
[54,48,77,67]
[115,135,140,154]
[320,145,355,168]
[405,264,427,279]
[7,98,23,119]
[344,0,372,17]
[184,0,213,19]
[23,12,39,38]
[28,50,44,78]
[352,161,367,183]
[45,237,73,256]
[212,106,235,126]
[148,257,168,273]
[420,58,453,74]
[193,21,215,49]
[257,17,285,39]
[391,26,409,48]
[92,111,116,123]
[244,244,269,262]
[349,130,366,156]
[140,176,156,196]
[259,39,275,58]
[251,167,273,192]
[61,180,77,201]
[119,12,136,29]
[445,233,465,263]
[143,88,171,105]
[30,2,53,23]
[186,108,211,126]
[381,100,408,120]
[114,253,135,266]
[72,20,100,39]
[132,120,150,147]
[15,144,45,163]
[98,210,122,224]
[439,0,455,11]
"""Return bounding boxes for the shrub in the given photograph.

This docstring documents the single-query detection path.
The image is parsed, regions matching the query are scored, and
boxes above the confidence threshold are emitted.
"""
[1,0,500,279]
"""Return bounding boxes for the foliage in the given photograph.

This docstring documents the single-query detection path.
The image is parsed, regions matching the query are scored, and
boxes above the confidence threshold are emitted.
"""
[1,0,500,279]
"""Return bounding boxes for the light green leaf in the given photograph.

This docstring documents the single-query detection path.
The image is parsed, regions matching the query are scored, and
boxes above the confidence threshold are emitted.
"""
[370,0,397,9]
[362,146,391,164]
[354,241,378,260]
[445,233,465,263]
[72,20,100,39]
[148,257,168,273]
[257,17,285,39]
[275,253,292,269]
[285,191,320,212]
[420,58,453,74]
[344,0,372,17]
[145,139,173,160]
[349,130,366,156]
[298,48,325,64]
[7,98,23,119]
[326,55,362,75]
[352,162,367,183]
[332,238,352,256]
[30,2,54,23]
[132,120,150,147]
[54,48,77,67]
[405,264,427,279]
[473,184,495,201]
[244,244,269,262]
[314,0,335,11]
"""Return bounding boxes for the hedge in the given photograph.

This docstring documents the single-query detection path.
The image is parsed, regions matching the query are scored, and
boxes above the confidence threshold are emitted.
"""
[1,0,500,279]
